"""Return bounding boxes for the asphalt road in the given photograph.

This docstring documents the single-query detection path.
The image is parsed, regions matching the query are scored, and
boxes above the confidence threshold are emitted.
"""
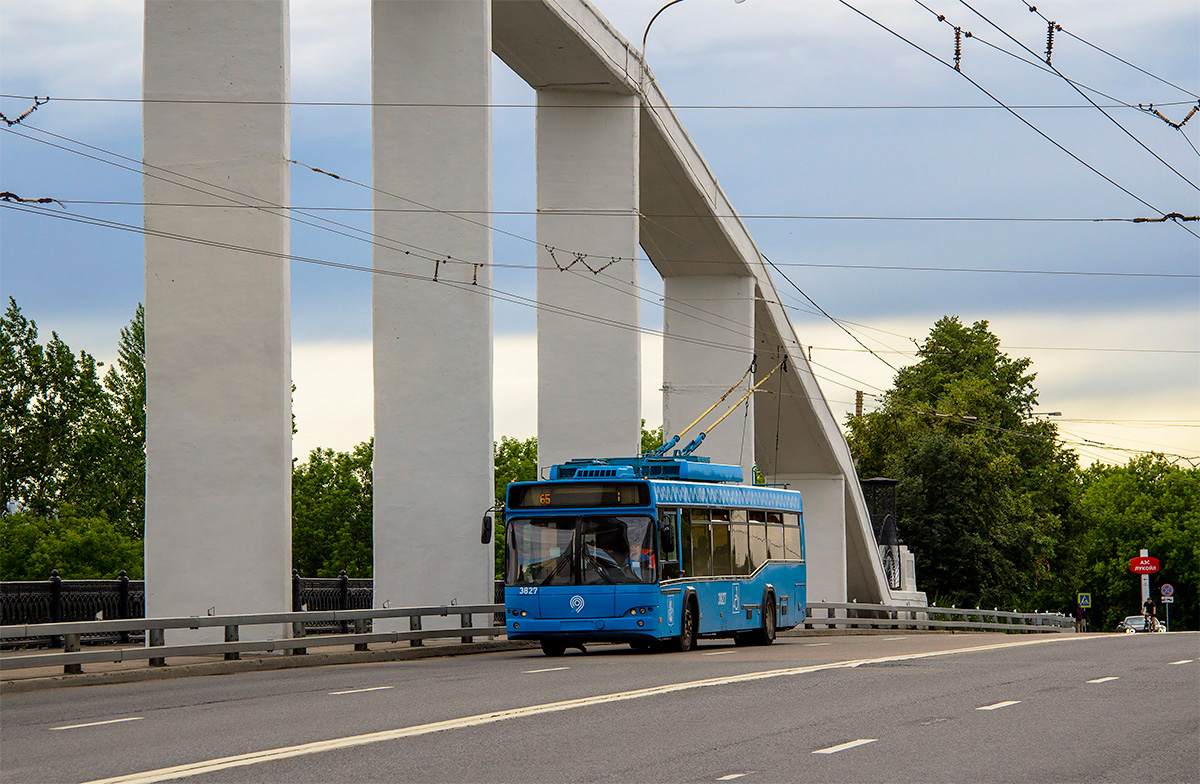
[2,632,1196,784]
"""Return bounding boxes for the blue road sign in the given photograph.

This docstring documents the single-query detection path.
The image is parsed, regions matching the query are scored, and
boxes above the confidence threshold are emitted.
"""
[1077,593,1091,608]
[1161,584,1174,597]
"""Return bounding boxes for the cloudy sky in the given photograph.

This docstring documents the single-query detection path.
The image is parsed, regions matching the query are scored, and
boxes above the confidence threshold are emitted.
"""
[2,0,1197,466]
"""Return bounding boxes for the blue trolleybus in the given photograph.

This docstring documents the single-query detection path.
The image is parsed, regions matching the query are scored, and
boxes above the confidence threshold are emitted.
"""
[503,455,806,656]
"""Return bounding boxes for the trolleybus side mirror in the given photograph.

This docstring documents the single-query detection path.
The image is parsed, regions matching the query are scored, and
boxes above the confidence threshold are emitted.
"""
[480,511,494,544]
[660,525,675,552]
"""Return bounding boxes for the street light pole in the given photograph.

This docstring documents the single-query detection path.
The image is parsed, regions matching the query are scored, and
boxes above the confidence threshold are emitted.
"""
[642,0,747,59]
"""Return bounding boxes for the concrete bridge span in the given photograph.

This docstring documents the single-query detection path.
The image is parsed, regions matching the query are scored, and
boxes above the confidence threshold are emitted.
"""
[143,0,923,638]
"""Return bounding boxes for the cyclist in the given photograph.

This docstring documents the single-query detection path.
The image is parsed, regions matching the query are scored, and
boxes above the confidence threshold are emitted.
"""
[1142,597,1157,632]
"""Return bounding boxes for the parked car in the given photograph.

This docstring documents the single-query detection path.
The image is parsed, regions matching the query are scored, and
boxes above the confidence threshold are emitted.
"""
[1115,615,1165,633]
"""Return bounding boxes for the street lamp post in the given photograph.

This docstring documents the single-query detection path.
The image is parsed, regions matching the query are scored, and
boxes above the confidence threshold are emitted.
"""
[642,0,747,58]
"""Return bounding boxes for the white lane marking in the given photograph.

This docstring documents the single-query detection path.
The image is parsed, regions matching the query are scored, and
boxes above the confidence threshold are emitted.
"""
[881,637,906,641]
[717,774,748,780]
[804,642,832,647]
[523,667,569,673]
[1169,660,1193,665]
[813,739,877,754]
[82,635,1095,784]
[328,686,394,695]
[1087,676,1119,684]
[976,700,1020,711]
[51,717,144,731]
[702,650,737,656]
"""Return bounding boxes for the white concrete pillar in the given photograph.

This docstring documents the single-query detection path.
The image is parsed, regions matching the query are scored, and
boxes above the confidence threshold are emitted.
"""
[778,475,847,603]
[143,0,292,639]
[536,91,641,472]
[372,0,494,624]
[662,276,755,477]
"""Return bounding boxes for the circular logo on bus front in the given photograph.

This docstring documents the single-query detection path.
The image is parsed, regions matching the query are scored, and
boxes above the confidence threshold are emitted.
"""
[570,595,585,614]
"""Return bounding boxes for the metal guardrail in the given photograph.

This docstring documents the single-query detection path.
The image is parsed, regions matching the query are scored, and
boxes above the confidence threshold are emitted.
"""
[806,602,1072,632]
[0,604,504,675]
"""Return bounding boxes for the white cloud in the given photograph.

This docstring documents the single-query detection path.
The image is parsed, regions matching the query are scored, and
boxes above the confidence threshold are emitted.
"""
[291,332,665,459]
[790,306,1200,465]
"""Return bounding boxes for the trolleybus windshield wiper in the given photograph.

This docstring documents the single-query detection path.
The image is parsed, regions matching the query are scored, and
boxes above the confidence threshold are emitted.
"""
[540,547,573,586]
[582,549,614,584]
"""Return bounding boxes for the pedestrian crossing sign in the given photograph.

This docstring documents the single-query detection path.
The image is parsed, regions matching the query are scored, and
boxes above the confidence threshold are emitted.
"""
[1077,593,1091,608]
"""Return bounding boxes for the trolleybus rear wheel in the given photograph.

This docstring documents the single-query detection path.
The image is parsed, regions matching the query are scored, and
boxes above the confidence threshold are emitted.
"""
[760,596,777,645]
[540,639,567,657]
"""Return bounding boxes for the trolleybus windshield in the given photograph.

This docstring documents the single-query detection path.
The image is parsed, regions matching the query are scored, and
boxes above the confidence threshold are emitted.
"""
[507,515,656,586]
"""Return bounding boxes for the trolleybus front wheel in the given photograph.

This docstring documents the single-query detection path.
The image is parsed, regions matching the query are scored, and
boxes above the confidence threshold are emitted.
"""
[540,639,567,657]
[669,598,698,652]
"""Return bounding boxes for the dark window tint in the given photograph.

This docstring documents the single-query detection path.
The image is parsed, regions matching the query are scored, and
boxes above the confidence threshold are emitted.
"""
[784,524,802,560]
[711,523,732,576]
[767,524,785,560]
[691,520,713,577]
[748,524,768,573]
[730,523,751,575]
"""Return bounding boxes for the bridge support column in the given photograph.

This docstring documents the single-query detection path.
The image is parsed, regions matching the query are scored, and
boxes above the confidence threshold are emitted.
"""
[371,0,494,625]
[536,91,641,471]
[777,475,847,603]
[143,0,292,640]
[662,276,755,477]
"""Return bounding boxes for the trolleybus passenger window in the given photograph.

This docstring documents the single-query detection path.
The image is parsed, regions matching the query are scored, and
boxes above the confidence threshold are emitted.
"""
[783,514,802,559]
[748,523,768,571]
[767,524,785,560]
[767,512,783,524]
[680,514,693,577]
[748,510,766,522]
[711,509,730,522]
[711,522,732,576]
[688,511,713,577]
[729,520,752,575]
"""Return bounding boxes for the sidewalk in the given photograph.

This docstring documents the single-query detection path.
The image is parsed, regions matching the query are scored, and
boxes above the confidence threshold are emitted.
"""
[0,637,538,693]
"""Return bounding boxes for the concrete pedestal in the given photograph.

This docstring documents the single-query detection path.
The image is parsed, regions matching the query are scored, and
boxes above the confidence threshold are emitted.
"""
[371,0,494,625]
[536,90,641,472]
[143,0,292,640]
[662,276,755,477]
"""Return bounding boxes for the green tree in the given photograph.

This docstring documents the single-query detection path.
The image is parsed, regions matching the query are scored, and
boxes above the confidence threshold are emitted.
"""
[1075,455,1199,631]
[0,507,143,580]
[292,439,374,577]
[1,297,110,518]
[641,420,663,454]
[492,436,538,578]
[846,316,1078,610]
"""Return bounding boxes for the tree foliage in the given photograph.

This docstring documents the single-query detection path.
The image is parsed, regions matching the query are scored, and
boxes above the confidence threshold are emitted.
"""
[1,299,145,580]
[291,440,374,578]
[846,316,1078,610]
[1074,456,1198,631]
[0,507,143,580]
[492,435,538,579]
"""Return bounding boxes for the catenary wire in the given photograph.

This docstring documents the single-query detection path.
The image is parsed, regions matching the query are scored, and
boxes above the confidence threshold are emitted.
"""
[835,0,1200,240]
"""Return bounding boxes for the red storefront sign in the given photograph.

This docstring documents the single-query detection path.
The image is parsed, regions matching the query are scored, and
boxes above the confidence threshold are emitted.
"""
[1129,556,1159,574]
